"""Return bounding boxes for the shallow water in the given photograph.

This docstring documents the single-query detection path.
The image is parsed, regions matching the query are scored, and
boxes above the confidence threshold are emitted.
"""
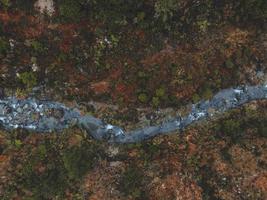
[0,85,266,143]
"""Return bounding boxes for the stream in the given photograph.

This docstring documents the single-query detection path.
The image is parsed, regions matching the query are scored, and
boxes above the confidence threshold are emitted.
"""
[0,85,266,143]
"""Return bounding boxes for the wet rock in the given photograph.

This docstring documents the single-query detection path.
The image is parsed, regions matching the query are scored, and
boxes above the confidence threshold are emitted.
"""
[16,107,22,113]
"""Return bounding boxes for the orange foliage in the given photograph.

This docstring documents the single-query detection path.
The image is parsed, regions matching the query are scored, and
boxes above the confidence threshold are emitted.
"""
[91,81,110,95]
[254,173,267,195]
[0,11,22,25]
[135,30,145,40]
[0,11,47,39]
[110,67,123,80]
[59,39,72,53]
[141,44,175,67]
[112,82,136,103]
[175,85,197,99]
[0,155,8,162]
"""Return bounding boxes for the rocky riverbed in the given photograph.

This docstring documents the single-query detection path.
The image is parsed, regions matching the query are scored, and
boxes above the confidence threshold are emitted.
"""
[1,85,266,143]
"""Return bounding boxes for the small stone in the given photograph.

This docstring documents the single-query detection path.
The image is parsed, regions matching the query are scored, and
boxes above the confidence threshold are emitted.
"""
[107,146,119,157]
[17,107,22,113]
[23,104,28,110]
[256,71,264,78]
[208,108,216,115]
[24,40,30,47]
[110,161,123,167]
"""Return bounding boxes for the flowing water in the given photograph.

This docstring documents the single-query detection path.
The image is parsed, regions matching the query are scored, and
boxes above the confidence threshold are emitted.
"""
[0,85,266,143]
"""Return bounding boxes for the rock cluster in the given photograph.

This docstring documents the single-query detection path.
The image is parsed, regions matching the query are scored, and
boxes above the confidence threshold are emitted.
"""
[0,98,80,132]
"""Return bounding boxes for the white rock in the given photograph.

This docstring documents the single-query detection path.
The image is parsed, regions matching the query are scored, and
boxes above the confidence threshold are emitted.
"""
[110,161,122,167]
[34,0,55,16]
[108,146,119,157]
[25,125,37,129]
[234,89,243,94]
[32,63,39,72]
[106,124,114,130]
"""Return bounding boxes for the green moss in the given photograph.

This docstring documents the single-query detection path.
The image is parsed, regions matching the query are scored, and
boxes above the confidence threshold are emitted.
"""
[30,40,45,53]
[134,11,145,24]
[201,87,213,100]
[152,96,160,107]
[197,19,210,32]
[244,106,259,118]
[14,139,22,148]
[225,59,235,69]
[222,120,242,135]
[59,0,82,21]
[18,72,37,91]
[219,119,244,143]
[192,94,201,103]
[138,71,147,78]
[138,93,148,103]
[0,37,9,55]
[62,141,104,180]
[110,34,120,47]
[0,0,10,9]
[139,142,161,165]
[119,166,146,199]
[154,0,179,23]
[155,87,165,97]
[1,133,107,199]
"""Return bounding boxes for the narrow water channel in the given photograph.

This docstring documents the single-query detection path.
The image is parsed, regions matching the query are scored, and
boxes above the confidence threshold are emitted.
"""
[0,85,266,143]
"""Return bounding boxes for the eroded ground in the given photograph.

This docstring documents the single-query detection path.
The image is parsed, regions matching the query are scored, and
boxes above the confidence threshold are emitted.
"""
[0,0,267,199]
